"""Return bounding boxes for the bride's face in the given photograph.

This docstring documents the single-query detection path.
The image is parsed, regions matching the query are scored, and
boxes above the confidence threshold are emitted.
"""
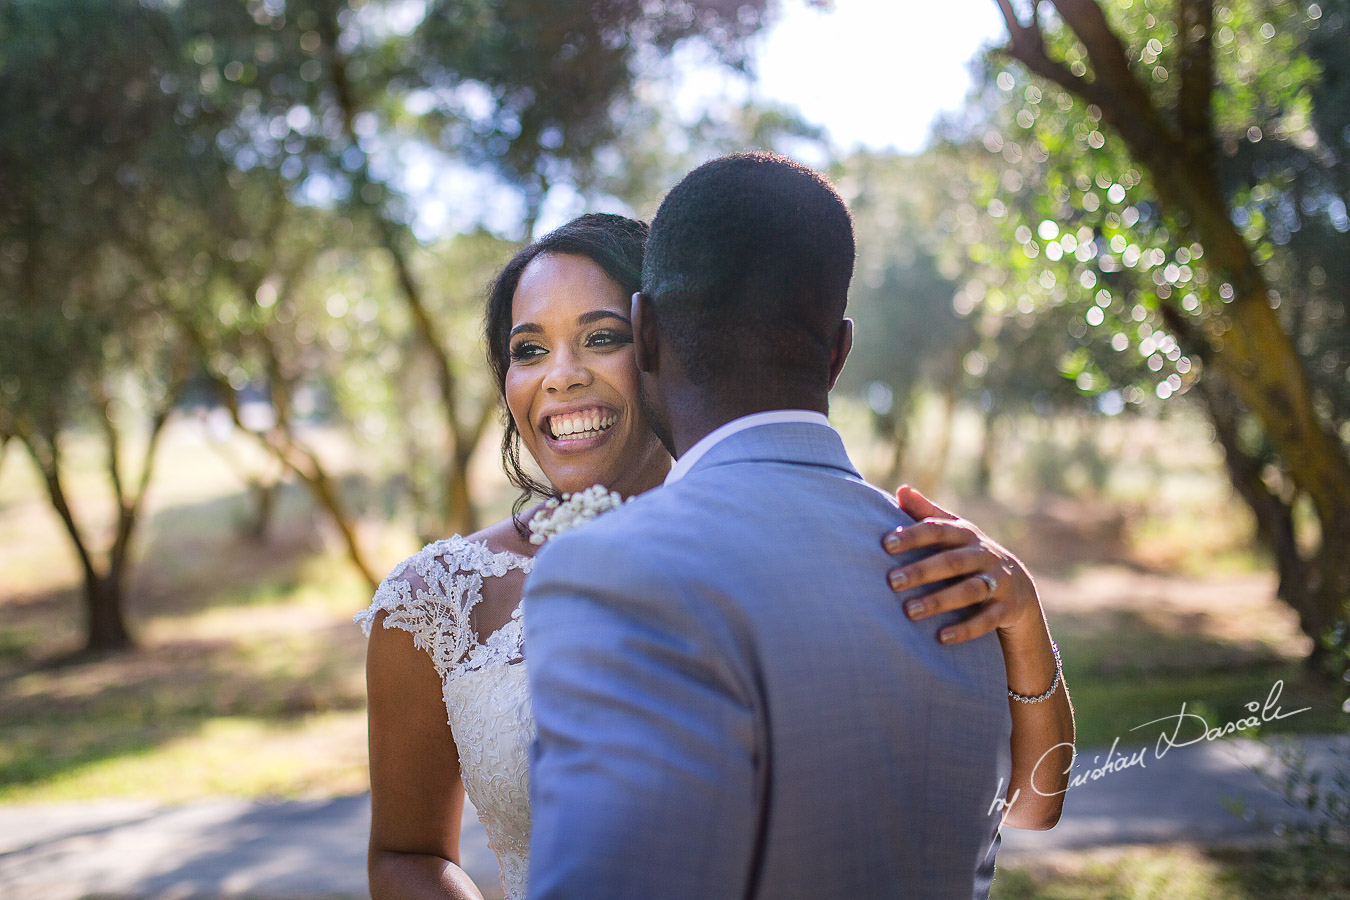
[505,252,670,498]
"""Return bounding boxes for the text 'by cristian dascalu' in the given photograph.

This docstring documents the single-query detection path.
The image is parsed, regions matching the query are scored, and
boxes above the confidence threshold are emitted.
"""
[988,679,1311,825]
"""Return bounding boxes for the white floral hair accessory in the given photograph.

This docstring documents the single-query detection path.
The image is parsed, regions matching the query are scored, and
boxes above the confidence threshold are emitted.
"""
[527,484,631,545]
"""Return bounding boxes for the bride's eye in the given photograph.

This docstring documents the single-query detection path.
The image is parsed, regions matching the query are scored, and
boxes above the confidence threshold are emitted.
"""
[586,329,631,349]
[509,341,545,362]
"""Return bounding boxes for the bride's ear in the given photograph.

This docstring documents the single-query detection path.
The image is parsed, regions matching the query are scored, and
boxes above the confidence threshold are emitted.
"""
[827,317,853,390]
[632,291,659,375]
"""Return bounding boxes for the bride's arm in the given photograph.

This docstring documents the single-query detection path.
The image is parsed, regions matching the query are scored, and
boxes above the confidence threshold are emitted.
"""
[882,486,1075,831]
[366,611,484,900]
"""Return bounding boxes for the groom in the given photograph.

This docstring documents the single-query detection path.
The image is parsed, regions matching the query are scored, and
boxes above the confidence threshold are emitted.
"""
[524,153,1011,899]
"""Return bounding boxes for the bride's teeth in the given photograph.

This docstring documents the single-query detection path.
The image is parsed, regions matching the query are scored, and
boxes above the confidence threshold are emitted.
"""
[548,410,616,440]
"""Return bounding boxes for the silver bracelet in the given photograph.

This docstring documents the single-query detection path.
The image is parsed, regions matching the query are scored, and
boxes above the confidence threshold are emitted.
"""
[1008,641,1062,704]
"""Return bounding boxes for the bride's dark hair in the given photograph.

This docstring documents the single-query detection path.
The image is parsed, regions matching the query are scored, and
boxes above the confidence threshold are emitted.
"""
[484,213,649,524]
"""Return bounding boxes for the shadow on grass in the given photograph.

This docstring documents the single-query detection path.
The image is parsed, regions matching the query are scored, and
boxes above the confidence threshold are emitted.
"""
[0,615,367,797]
[1052,605,1346,748]
[0,474,394,799]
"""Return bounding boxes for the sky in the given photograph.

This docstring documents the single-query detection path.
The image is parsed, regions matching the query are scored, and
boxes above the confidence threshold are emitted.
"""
[751,0,1008,153]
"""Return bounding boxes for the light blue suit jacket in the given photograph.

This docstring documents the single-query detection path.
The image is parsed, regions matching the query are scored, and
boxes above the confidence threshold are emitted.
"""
[525,422,1012,899]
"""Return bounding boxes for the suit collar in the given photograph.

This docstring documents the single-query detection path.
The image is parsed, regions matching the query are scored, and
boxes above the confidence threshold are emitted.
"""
[666,415,861,484]
[665,410,829,485]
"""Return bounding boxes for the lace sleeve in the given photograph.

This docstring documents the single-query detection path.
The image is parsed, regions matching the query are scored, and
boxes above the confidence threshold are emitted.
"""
[354,535,532,683]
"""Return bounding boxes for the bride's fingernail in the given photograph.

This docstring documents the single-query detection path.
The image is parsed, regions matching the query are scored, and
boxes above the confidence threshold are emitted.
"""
[889,570,908,590]
[939,629,957,644]
[884,533,902,553]
[904,600,924,618]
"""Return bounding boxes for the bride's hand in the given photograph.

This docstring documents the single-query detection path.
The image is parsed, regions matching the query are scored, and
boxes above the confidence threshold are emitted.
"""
[881,485,1041,645]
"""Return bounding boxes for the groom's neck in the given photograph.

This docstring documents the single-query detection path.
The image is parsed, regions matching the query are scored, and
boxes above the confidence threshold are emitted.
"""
[662,383,831,460]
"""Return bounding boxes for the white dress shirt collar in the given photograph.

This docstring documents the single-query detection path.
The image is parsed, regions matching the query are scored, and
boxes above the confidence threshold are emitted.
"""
[663,409,832,485]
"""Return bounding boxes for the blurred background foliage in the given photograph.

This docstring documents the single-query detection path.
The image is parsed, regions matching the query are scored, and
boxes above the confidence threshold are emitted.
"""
[1,5,1348,883]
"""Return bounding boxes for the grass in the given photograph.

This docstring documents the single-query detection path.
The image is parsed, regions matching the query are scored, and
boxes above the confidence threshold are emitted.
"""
[1046,589,1346,747]
[992,841,1350,899]
[0,581,374,804]
[2,713,368,805]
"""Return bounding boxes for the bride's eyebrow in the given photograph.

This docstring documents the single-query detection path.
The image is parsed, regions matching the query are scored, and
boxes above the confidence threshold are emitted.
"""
[576,310,630,327]
[509,310,629,339]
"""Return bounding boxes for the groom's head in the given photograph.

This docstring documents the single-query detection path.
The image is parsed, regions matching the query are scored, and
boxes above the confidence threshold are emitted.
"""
[633,152,855,453]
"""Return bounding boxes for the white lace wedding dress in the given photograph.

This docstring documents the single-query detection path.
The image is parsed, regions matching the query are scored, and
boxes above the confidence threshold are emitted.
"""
[355,535,536,900]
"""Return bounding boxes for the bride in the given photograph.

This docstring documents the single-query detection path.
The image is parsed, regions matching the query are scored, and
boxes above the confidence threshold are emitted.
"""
[356,213,1073,899]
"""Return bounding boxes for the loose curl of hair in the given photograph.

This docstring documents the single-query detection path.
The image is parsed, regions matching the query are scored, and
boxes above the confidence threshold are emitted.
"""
[484,213,649,528]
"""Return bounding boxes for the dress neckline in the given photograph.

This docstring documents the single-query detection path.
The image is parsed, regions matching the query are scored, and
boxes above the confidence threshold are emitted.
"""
[453,533,535,567]
[441,535,532,672]
[445,533,535,567]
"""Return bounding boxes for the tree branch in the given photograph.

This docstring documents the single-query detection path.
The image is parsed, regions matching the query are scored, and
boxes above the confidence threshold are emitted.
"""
[993,0,1109,108]
[94,379,128,512]
[1157,302,1216,366]
[14,424,101,586]
[130,399,174,518]
[109,385,177,586]
[468,395,500,453]
[1176,0,1215,164]
[1054,0,1186,146]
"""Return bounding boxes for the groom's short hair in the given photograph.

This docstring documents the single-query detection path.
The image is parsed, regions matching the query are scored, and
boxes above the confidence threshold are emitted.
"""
[642,152,855,392]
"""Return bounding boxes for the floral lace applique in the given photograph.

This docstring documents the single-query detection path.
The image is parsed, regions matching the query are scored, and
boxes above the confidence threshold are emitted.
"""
[354,534,533,681]
[355,535,535,899]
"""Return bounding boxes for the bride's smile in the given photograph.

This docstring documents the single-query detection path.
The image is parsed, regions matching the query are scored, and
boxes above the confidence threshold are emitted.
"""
[504,251,669,498]
[541,405,619,445]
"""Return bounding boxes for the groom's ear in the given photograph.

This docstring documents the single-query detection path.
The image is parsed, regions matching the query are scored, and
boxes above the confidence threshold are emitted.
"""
[827,317,854,391]
[632,291,659,374]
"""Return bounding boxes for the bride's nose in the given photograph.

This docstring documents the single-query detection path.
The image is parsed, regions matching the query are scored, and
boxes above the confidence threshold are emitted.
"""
[542,347,594,394]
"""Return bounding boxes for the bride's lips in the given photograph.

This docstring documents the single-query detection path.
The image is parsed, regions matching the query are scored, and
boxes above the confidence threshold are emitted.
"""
[538,404,620,454]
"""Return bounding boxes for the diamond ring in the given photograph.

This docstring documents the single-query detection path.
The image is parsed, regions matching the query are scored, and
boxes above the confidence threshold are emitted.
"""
[976,572,998,599]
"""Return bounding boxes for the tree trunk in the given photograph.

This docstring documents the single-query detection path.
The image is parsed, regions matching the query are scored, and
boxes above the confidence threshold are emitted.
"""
[1205,385,1346,668]
[445,449,479,538]
[16,427,143,654]
[84,573,133,653]
[1308,517,1350,671]
[916,386,957,494]
[244,476,277,541]
[884,413,912,489]
[975,408,1002,498]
